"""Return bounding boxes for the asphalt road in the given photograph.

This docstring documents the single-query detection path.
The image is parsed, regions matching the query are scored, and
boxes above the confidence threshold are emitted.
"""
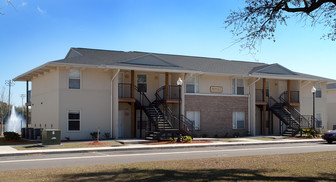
[1,142,336,171]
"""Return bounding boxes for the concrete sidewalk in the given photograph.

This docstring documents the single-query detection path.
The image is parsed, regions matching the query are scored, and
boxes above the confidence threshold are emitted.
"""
[0,137,325,157]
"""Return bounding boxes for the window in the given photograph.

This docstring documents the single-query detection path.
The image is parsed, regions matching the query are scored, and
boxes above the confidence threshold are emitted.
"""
[315,83,322,98]
[233,112,245,129]
[232,78,244,95]
[186,75,199,93]
[69,69,80,89]
[68,110,80,131]
[137,74,147,92]
[186,111,200,130]
[316,113,322,128]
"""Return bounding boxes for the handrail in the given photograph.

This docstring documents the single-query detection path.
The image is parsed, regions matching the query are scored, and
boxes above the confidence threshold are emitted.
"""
[279,92,311,129]
[155,85,180,100]
[134,85,162,131]
[118,83,132,98]
[155,86,194,136]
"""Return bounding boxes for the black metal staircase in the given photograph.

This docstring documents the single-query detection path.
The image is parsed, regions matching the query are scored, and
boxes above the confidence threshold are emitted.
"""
[134,86,193,140]
[269,92,312,137]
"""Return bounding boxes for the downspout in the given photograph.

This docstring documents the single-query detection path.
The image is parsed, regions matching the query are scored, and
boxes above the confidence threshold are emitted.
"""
[111,69,120,138]
[247,77,260,135]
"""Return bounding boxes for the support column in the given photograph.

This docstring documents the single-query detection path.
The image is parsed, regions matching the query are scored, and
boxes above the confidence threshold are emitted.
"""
[131,70,135,138]
[165,72,169,100]
[181,74,185,116]
[112,70,119,139]
[287,80,291,103]
[250,82,256,136]
[263,78,266,135]
[26,80,29,138]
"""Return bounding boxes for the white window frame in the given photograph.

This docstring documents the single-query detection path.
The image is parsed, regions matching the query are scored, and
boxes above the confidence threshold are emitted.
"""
[316,113,322,128]
[137,74,147,93]
[232,112,245,129]
[68,68,81,89]
[68,110,81,131]
[232,78,244,95]
[186,75,199,93]
[186,111,200,130]
[315,83,322,98]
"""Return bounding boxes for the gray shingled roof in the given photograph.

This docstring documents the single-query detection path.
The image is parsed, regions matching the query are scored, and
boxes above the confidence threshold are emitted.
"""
[56,48,269,76]
[14,47,335,82]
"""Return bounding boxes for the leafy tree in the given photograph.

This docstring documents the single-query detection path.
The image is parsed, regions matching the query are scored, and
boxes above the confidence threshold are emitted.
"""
[225,0,336,52]
[1,0,16,15]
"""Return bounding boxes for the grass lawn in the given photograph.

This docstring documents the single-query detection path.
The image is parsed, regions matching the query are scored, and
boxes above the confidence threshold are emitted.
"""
[0,137,38,145]
[218,138,249,142]
[1,151,335,181]
[13,141,122,150]
[250,137,281,141]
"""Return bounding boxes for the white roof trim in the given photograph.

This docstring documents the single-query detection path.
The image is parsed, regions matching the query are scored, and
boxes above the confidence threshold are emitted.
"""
[14,61,335,83]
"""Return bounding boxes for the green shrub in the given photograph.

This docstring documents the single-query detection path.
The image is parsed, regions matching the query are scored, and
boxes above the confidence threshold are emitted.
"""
[303,129,317,138]
[90,132,99,140]
[182,136,192,143]
[104,133,110,139]
[169,137,176,142]
[4,132,21,141]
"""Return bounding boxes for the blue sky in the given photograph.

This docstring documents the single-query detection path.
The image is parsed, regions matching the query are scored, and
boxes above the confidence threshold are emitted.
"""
[1,0,335,106]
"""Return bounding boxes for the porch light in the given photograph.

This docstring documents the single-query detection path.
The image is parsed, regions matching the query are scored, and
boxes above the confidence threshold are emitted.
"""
[177,77,183,86]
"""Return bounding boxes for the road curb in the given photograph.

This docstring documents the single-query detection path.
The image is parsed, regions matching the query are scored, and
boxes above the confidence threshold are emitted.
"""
[0,139,325,157]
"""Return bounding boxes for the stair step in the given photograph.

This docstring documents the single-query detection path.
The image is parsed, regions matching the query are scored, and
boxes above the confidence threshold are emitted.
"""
[145,136,155,140]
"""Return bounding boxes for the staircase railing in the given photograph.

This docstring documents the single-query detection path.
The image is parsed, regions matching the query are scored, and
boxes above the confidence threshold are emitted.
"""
[155,85,180,100]
[118,83,132,98]
[269,96,301,136]
[134,86,163,131]
[279,92,312,129]
[155,86,194,137]
[269,96,278,108]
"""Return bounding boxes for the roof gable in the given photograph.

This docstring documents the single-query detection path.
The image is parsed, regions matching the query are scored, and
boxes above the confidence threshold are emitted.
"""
[119,54,179,67]
[254,64,296,75]
[65,48,83,59]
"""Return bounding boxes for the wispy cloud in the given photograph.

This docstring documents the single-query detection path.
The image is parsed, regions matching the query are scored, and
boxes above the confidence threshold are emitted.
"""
[21,2,27,7]
[37,6,46,14]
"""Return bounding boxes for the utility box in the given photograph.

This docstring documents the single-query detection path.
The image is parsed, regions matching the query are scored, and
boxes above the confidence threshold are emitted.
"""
[42,129,61,145]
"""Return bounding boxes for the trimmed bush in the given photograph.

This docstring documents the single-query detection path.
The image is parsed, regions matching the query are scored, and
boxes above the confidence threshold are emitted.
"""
[169,137,176,143]
[104,133,110,139]
[182,136,192,143]
[90,132,99,140]
[4,132,21,141]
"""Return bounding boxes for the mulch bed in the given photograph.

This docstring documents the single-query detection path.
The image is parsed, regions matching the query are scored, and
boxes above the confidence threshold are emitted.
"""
[145,140,212,145]
[86,141,109,146]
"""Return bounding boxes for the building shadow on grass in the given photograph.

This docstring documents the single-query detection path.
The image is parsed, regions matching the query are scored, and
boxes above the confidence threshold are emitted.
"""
[60,168,336,181]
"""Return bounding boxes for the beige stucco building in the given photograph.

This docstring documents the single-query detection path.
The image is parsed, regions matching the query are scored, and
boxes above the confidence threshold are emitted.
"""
[327,83,336,130]
[14,48,335,140]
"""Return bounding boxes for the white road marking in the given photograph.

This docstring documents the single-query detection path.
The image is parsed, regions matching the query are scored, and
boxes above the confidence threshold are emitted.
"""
[0,144,335,164]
